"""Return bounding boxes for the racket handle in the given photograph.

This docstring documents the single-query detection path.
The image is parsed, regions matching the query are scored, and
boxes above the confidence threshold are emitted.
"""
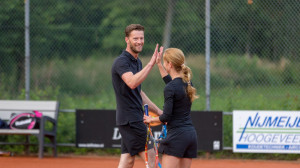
[144,104,149,116]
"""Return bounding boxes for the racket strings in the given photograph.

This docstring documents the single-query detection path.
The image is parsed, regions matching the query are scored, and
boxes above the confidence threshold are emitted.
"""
[145,124,151,168]
[144,104,166,168]
[148,127,160,168]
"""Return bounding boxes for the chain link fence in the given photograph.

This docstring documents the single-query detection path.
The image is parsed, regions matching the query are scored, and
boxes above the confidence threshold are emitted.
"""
[1,0,299,111]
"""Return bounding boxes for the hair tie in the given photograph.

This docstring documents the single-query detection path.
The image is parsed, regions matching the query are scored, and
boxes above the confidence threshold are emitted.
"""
[181,64,185,68]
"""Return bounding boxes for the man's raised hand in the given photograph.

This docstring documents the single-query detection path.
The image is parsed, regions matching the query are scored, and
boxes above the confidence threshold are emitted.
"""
[149,44,159,67]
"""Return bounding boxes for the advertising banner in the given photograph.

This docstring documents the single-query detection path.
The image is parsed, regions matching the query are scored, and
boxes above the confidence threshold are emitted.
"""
[233,110,300,154]
[76,110,223,151]
[76,109,166,148]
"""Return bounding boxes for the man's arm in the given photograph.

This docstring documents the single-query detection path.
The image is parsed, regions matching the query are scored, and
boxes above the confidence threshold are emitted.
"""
[141,90,163,116]
[121,44,159,89]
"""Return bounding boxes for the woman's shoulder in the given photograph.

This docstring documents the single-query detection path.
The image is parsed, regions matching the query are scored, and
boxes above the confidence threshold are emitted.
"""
[165,79,181,94]
[163,75,172,84]
[164,80,176,91]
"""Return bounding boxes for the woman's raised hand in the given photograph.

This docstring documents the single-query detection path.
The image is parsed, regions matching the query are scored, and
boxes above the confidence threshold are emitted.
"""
[156,46,164,65]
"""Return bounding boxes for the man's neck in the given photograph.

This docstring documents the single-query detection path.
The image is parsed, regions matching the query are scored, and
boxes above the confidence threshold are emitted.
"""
[126,48,138,59]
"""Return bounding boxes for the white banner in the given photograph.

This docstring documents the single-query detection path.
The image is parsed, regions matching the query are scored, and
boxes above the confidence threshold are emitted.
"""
[233,110,300,153]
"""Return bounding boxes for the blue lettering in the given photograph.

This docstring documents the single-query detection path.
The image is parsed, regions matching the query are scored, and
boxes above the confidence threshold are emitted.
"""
[265,117,278,127]
[280,134,289,143]
[285,117,291,127]
[248,134,256,142]
[296,117,300,127]
[256,134,264,142]
[292,135,300,143]
[285,135,293,143]
[277,116,287,127]
[288,117,298,127]
[257,117,267,127]
[239,133,248,142]
[271,134,279,143]
[239,113,259,141]
[255,116,260,126]
[264,134,272,143]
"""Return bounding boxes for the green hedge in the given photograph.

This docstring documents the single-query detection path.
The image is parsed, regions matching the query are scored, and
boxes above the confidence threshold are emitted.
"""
[0,55,299,159]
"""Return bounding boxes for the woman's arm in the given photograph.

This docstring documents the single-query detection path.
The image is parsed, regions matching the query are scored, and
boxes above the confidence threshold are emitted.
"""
[156,46,168,78]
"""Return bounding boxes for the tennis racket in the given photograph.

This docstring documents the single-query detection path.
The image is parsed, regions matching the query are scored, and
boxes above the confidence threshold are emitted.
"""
[144,104,162,168]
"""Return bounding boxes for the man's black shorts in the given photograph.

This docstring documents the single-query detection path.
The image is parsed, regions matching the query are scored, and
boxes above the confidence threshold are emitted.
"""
[118,121,153,156]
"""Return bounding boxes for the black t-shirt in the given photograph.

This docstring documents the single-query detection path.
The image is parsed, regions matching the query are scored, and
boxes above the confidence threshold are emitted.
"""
[159,75,193,130]
[111,50,143,125]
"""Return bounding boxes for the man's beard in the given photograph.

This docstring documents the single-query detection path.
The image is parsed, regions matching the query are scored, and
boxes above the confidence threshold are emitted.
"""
[129,42,143,54]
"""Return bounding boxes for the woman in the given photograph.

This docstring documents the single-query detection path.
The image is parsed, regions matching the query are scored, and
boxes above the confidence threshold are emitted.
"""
[144,48,198,168]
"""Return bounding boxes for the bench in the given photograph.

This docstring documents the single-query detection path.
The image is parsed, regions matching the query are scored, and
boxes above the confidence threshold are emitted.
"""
[0,100,59,158]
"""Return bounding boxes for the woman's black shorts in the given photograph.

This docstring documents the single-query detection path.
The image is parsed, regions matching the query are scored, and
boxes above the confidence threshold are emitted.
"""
[158,127,198,158]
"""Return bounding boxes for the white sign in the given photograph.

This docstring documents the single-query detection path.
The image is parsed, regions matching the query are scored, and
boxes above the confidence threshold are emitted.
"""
[233,110,300,154]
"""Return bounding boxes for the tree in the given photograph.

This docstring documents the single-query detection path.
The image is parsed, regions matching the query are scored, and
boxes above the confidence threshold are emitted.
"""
[0,0,24,92]
[30,0,109,60]
[98,0,166,55]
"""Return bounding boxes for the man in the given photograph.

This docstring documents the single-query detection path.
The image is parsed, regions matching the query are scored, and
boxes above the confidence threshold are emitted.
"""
[111,24,163,168]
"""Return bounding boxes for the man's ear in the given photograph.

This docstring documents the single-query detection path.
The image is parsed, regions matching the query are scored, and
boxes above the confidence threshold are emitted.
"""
[125,37,129,43]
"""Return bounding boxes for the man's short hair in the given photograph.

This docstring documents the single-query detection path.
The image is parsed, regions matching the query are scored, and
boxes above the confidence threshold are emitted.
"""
[125,24,144,37]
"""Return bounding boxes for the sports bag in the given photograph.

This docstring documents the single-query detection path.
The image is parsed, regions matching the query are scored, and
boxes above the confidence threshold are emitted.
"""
[9,110,42,129]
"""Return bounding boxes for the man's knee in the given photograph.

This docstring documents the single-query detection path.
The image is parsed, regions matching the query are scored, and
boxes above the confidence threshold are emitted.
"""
[118,153,135,168]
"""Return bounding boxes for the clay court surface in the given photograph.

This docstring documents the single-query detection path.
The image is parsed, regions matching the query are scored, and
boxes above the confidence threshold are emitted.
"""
[1,155,299,168]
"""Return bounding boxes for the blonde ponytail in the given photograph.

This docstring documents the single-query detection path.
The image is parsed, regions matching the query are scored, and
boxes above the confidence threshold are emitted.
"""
[181,65,198,102]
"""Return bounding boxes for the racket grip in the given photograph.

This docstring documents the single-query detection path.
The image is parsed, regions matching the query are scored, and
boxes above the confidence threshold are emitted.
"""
[144,104,149,116]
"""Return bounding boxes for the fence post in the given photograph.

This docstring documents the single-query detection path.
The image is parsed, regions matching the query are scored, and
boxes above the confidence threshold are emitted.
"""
[205,0,211,111]
[25,0,30,100]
